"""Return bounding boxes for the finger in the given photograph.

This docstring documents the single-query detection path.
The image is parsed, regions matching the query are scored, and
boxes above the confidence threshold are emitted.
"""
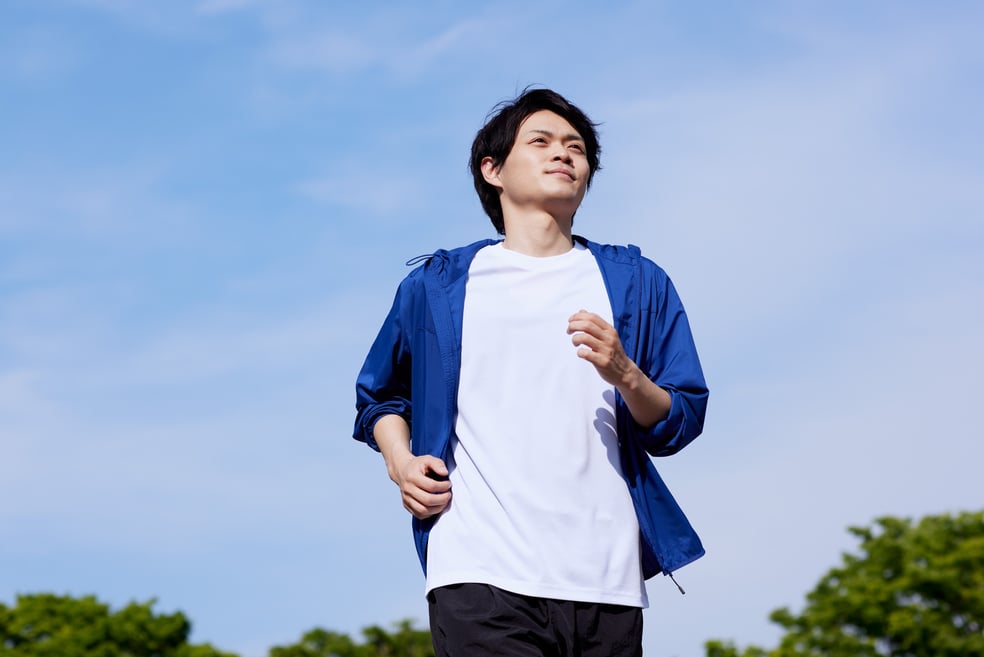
[404,489,451,518]
[410,471,452,494]
[406,457,451,492]
[576,345,610,367]
[571,332,610,354]
[407,500,449,520]
[569,308,601,321]
[420,456,449,477]
[407,487,451,509]
[567,318,613,338]
[423,461,452,488]
[568,310,609,328]
[405,498,440,519]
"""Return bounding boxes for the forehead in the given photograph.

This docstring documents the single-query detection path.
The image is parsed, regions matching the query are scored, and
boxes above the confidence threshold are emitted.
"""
[517,110,583,140]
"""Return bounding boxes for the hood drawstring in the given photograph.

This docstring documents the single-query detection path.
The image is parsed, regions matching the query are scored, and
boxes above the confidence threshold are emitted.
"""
[668,571,686,595]
[405,254,433,267]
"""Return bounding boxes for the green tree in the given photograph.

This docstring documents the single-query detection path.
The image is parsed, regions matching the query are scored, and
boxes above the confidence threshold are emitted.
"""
[705,511,984,657]
[268,628,359,657]
[0,594,236,657]
[269,620,433,657]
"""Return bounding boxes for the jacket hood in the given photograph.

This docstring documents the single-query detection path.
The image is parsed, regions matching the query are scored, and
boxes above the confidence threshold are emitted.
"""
[408,238,498,285]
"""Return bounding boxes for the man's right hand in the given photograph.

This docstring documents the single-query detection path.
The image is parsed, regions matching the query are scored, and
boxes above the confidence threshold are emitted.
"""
[374,414,452,519]
[389,453,452,519]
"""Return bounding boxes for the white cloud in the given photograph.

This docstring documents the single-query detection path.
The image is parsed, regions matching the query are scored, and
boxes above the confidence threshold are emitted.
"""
[65,0,198,36]
[0,163,201,244]
[294,167,428,216]
[388,19,486,79]
[0,27,82,80]
[259,9,492,81]
[195,0,265,15]
[266,30,379,75]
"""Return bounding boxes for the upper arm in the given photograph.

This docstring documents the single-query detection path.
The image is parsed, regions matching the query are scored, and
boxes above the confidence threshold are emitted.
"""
[630,266,708,456]
[353,278,416,449]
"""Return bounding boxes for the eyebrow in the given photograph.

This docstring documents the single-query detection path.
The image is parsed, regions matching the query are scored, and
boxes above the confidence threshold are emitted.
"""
[525,128,585,143]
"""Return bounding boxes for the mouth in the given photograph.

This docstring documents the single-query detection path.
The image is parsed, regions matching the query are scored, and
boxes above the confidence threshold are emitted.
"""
[546,168,576,180]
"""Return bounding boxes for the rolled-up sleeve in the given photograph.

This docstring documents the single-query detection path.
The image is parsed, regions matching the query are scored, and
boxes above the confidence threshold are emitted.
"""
[353,280,413,451]
[630,267,708,457]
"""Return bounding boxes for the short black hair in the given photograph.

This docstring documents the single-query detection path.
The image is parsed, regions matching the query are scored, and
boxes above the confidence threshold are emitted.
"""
[469,88,601,234]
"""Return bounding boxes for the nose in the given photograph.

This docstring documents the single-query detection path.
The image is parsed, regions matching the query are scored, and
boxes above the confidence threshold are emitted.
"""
[551,142,573,163]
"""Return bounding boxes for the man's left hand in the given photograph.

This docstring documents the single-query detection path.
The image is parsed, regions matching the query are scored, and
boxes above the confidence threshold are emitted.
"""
[567,309,636,387]
[567,309,671,428]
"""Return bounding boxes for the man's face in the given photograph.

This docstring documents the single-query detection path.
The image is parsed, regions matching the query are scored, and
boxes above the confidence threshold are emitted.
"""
[482,110,590,220]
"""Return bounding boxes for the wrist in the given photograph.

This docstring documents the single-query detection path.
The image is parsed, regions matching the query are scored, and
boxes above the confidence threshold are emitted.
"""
[385,449,413,484]
[619,363,646,394]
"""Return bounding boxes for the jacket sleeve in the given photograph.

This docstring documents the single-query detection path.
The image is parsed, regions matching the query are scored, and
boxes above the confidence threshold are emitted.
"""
[630,264,708,457]
[353,277,414,451]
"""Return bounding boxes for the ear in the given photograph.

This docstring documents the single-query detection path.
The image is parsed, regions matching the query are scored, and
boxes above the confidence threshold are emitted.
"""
[481,156,503,190]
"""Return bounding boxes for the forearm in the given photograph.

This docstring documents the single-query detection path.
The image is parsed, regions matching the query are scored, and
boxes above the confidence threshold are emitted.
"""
[616,366,671,429]
[373,414,413,483]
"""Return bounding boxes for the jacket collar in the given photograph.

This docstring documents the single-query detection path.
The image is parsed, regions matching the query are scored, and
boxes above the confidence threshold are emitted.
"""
[418,235,640,286]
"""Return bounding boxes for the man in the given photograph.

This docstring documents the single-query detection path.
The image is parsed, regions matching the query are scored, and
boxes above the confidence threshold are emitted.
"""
[354,88,708,657]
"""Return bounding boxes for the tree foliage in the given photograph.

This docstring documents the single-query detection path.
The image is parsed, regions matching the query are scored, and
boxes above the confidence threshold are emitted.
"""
[268,620,433,657]
[0,594,235,657]
[0,593,432,657]
[705,511,984,657]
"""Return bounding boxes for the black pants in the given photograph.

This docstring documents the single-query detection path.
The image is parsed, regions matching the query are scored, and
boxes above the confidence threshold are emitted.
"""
[428,583,643,657]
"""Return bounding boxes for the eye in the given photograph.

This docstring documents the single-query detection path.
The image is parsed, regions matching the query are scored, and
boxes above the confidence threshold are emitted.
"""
[531,137,547,144]
[569,143,585,153]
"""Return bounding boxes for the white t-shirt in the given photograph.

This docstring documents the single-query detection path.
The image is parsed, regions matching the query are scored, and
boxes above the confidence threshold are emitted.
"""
[424,242,647,607]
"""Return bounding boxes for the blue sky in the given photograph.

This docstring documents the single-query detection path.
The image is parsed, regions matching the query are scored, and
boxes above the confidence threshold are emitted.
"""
[2,1,982,656]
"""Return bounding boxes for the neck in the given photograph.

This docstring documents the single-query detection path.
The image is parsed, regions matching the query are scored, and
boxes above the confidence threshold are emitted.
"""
[501,209,574,257]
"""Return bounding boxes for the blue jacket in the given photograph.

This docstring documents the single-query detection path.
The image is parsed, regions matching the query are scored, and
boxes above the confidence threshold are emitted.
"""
[354,236,709,581]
